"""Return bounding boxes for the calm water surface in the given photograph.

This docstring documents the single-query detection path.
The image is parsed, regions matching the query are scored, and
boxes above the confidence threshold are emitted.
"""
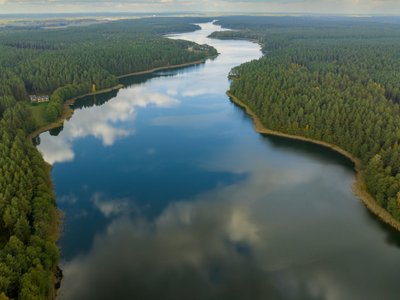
[37,23,400,300]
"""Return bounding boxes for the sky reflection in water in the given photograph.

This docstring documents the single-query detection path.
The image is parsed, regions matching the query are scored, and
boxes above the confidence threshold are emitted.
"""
[36,23,400,300]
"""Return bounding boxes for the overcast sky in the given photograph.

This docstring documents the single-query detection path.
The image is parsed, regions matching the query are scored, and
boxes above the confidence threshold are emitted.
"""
[0,0,399,15]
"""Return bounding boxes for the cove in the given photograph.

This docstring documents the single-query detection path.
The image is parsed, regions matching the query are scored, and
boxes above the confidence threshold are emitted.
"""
[36,22,400,300]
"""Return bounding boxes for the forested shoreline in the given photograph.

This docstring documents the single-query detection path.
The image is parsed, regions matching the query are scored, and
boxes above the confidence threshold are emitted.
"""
[28,59,209,143]
[212,16,400,225]
[0,17,216,299]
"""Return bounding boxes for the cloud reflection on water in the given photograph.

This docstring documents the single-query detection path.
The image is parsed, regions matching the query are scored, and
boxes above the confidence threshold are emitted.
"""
[59,157,400,300]
[56,158,348,300]
[59,177,275,300]
[50,22,400,300]
[38,88,179,164]
[38,22,260,165]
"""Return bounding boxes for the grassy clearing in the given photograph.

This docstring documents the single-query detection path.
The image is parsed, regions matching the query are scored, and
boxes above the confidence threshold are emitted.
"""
[29,103,48,128]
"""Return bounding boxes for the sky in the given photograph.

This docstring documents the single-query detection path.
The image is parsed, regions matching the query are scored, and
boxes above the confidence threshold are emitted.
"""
[0,0,400,15]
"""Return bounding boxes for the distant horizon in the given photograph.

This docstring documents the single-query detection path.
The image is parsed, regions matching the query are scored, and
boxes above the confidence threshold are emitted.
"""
[1,0,400,16]
[0,12,400,17]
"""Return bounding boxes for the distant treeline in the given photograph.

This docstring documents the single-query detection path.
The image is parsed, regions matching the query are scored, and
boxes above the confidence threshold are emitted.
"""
[0,17,215,300]
[212,16,400,221]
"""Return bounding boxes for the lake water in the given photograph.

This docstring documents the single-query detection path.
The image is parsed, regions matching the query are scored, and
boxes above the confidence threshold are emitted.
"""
[37,22,400,300]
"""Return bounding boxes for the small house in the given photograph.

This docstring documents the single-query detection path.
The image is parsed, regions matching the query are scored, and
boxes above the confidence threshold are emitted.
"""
[30,95,50,103]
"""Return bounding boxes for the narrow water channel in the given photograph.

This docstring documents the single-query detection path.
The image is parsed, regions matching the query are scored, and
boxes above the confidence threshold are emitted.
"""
[37,22,400,300]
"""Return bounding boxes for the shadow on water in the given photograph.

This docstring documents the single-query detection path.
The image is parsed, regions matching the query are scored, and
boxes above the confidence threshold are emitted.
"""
[32,135,40,146]
[72,89,119,110]
[230,100,354,169]
[49,125,64,137]
[265,134,354,169]
[119,63,206,88]
[118,72,169,87]
[364,208,400,249]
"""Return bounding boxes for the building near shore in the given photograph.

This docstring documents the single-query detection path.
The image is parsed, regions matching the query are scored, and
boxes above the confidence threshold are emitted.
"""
[30,95,49,103]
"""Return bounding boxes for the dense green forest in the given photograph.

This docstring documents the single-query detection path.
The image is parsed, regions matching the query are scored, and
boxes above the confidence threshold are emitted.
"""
[212,16,400,221]
[0,17,216,299]
[0,101,59,299]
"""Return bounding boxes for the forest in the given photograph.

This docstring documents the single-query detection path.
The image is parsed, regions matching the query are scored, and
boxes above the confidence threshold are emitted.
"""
[212,16,400,221]
[0,17,216,299]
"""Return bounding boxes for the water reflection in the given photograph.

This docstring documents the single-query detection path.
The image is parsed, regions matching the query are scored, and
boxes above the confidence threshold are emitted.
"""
[119,63,207,88]
[38,22,260,165]
[59,154,400,300]
[38,87,179,164]
[72,90,119,110]
[59,197,277,300]
[40,22,400,300]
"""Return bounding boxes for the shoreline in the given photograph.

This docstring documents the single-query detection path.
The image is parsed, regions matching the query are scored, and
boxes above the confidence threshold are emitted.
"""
[27,84,124,142]
[28,59,210,141]
[227,91,400,232]
[117,59,209,79]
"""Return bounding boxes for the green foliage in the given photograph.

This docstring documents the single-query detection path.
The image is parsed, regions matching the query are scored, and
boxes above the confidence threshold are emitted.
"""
[0,111,59,299]
[219,16,400,221]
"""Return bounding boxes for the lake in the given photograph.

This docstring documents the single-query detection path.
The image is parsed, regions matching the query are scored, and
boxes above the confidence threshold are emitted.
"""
[37,22,400,300]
